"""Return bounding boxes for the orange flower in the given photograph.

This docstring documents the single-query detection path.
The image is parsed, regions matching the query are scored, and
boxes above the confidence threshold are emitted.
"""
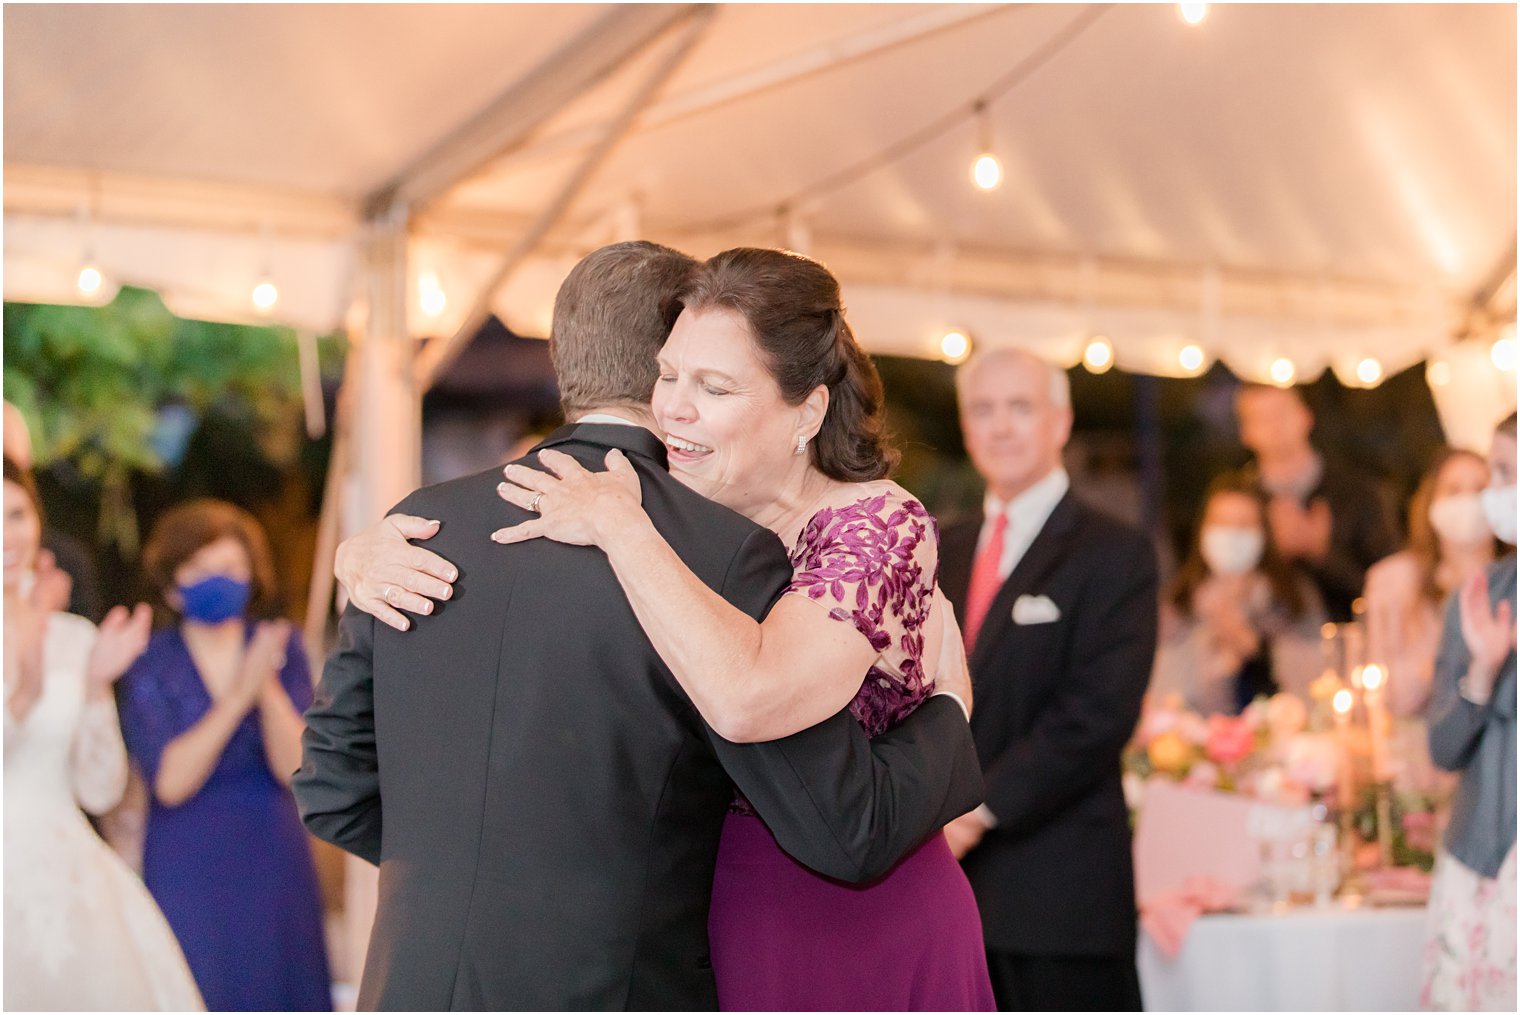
[1148,731,1194,775]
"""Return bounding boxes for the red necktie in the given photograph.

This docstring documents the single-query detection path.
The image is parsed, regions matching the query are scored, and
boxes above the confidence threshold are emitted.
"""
[962,511,1008,652]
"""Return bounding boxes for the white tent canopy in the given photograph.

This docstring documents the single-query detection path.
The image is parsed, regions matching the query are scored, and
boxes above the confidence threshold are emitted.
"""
[7,3,1515,363]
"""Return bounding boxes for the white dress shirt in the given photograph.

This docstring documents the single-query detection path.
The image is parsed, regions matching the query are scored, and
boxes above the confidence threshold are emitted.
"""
[977,467,1071,582]
[968,466,1070,829]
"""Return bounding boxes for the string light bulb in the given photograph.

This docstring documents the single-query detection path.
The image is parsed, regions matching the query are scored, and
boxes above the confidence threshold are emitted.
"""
[251,279,279,313]
[939,330,971,364]
[1083,335,1114,374]
[418,270,447,319]
[1179,344,1205,374]
[1179,3,1207,25]
[1492,334,1518,372]
[969,100,1003,191]
[76,264,104,297]
[1355,357,1384,387]
[1269,357,1296,387]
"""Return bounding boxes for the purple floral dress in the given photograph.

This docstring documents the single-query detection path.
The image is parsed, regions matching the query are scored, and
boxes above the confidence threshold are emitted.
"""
[784,490,938,737]
[710,485,995,1012]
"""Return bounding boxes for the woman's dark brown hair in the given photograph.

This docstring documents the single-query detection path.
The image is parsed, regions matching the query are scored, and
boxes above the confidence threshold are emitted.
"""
[672,247,899,482]
[1405,447,1496,605]
[141,498,281,626]
[3,455,43,526]
[1169,474,1307,619]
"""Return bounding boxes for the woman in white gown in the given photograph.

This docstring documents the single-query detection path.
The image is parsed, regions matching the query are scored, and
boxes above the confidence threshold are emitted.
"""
[4,456,203,1012]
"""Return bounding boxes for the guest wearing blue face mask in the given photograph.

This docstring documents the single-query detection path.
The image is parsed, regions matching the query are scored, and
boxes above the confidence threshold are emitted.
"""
[118,499,330,1011]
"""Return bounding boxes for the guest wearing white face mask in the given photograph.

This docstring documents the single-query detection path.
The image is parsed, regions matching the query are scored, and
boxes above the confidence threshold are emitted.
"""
[1421,411,1517,1012]
[1366,449,1498,719]
[1152,477,1326,715]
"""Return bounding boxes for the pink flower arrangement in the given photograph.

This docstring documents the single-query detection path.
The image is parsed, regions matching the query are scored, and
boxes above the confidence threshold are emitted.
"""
[1204,715,1256,766]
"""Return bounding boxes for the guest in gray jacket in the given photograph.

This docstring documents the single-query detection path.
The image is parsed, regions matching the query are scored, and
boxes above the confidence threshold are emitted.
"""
[1421,411,1516,1012]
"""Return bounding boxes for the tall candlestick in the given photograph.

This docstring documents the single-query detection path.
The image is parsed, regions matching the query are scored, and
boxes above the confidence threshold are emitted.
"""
[1362,664,1390,782]
[1333,688,1355,810]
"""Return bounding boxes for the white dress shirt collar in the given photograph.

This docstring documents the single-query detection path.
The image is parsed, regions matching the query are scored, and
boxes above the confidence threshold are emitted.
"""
[574,412,642,427]
[979,467,1071,581]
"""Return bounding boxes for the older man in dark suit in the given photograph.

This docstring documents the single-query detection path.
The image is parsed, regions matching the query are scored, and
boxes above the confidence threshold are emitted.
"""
[294,242,983,1011]
[940,348,1158,1012]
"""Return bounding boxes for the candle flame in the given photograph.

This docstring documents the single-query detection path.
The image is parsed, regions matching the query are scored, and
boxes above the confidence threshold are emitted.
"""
[1362,664,1385,691]
[1333,689,1354,715]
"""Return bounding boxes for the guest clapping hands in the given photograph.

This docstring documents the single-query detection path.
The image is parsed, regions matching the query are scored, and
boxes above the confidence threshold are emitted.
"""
[1153,477,1324,714]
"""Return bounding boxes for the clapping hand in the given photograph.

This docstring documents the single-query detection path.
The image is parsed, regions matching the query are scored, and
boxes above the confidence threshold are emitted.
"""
[237,619,293,704]
[1457,572,1515,702]
[85,603,153,691]
[1267,496,1332,563]
[29,549,72,616]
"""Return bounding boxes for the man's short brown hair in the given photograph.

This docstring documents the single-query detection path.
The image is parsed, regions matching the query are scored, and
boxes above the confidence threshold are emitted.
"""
[550,241,696,418]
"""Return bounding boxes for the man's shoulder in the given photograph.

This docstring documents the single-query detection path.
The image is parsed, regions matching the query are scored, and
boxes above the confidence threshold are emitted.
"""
[1065,494,1156,565]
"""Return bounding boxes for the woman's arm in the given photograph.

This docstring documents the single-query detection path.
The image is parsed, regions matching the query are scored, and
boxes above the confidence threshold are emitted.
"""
[255,629,310,785]
[71,604,152,813]
[493,449,880,742]
[153,623,285,806]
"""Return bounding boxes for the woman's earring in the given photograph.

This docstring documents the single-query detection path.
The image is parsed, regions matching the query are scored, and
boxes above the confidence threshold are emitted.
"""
[795,434,808,456]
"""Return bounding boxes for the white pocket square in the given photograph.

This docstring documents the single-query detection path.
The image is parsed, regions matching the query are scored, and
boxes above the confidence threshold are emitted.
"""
[1012,594,1061,625]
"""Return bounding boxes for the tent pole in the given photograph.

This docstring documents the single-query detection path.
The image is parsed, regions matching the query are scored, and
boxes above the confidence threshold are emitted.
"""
[415,5,717,391]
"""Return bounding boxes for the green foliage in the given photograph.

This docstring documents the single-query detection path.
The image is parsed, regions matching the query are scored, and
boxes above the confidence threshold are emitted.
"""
[3,286,345,554]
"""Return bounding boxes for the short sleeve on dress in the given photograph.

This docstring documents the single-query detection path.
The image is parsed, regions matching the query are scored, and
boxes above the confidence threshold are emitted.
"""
[783,491,939,681]
[279,629,315,714]
[117,652,179,789]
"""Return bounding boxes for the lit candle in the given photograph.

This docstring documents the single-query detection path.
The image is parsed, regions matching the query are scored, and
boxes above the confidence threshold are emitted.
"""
[1362,664,1390,782]
[1333,688,1355,809]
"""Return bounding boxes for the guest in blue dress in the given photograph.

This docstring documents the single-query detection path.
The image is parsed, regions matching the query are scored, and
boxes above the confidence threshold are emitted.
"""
[119,499,330,1011]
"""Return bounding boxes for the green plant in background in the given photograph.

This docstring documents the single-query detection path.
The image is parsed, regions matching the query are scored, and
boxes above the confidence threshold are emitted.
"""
[3,286,344,556]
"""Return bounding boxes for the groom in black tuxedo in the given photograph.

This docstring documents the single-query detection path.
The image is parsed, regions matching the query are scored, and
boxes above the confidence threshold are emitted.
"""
[294,242,984,1011]
[939,348,1158,1012]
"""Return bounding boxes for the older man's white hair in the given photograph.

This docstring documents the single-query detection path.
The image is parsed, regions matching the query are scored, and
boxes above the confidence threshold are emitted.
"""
[954,346,1070,409]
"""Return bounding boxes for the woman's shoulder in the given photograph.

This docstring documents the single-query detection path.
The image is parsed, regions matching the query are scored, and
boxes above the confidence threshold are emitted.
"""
[1364,550,1421,602]
[812,480,931,528]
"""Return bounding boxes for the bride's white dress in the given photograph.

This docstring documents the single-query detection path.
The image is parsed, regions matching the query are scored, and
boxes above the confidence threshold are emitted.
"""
[4,612,204,1011]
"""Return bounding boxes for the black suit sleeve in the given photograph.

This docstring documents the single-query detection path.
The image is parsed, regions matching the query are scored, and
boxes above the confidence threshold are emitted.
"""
[294,601,383,865]
[981,530,1158,835]
[705,528,986,883]
[292,489,431,866]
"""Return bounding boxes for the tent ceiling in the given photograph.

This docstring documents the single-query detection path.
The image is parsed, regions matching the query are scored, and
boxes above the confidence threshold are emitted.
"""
[3,3,1515,386]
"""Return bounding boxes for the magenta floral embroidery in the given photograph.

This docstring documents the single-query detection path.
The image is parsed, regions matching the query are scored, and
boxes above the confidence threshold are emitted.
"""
[784,491,939,738]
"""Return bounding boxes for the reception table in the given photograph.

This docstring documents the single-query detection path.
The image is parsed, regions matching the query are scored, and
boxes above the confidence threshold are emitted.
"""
[1137,902,1428,1011]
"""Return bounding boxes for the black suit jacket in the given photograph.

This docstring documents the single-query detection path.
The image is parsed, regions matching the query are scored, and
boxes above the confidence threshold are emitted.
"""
[940,490,1158,957]
[295,424,983,1011]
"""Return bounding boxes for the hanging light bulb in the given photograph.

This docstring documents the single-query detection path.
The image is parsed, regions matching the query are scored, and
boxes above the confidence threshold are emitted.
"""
[418,270,447,319]
[969,100,1003,191]
[1179,3,1207,25]
[1492,333,1518,372]
[1269,357,1296,387]
[939,330,971,365]
[1426,359,1452,387]
[1083,335,1114,374]
[76,263,104,297]
[1355,357,1384,387]
[251,279,279,313]
[1178,344,1205,374]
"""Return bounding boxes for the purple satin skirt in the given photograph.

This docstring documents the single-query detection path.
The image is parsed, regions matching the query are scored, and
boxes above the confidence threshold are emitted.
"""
[709,812,996,1012]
